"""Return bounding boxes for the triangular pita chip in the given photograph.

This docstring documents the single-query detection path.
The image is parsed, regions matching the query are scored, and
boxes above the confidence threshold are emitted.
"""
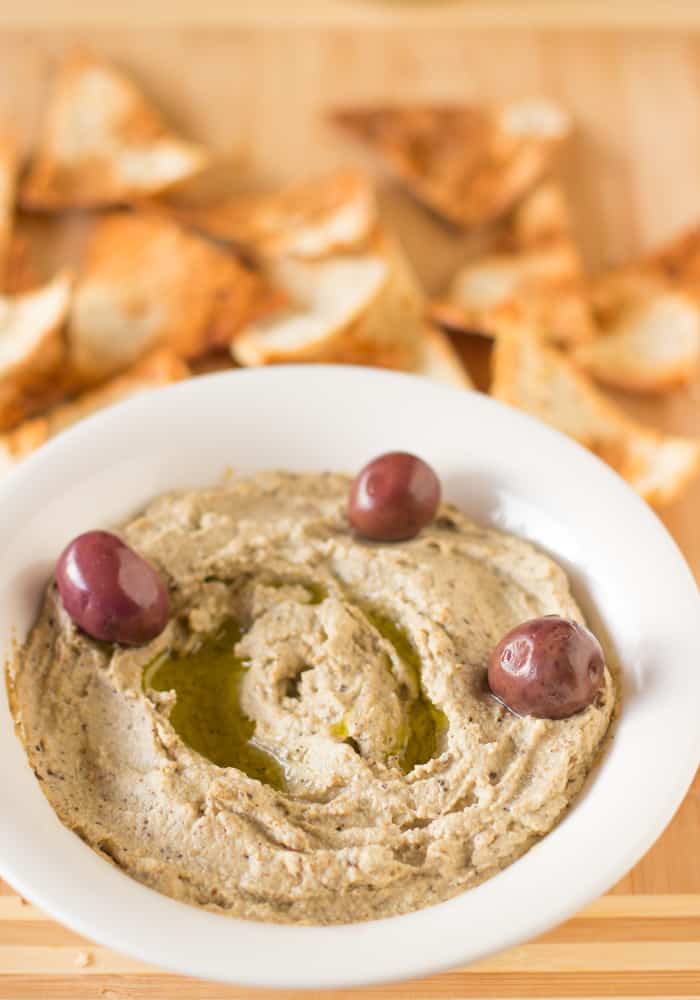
[69,212,280,382]
[430,182,594,345]
[231,252,389,366]
[575,281,700,393]
[414,325,473,389]
[0,132,17,287]
[0,350,188,478]
[331,99,570,228]
[232,230,475,386]
[572,222,700,393]
[22,50,208,210]
[588,222,700,311]
[172,169,377,260]
[490,316,700,506]
[0,272,72,431]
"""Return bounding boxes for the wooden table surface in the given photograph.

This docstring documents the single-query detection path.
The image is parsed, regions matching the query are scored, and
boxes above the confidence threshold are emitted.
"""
[0,7,699,998]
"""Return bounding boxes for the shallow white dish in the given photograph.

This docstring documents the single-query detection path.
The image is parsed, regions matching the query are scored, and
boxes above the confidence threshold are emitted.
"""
[0,365,698,990]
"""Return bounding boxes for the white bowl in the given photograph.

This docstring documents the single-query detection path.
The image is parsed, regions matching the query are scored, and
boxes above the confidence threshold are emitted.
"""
[0,365,698,990]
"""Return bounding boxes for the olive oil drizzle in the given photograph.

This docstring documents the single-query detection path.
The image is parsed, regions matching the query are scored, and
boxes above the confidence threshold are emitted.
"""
[363,608,448,773]
[141,583,444,788]
[143,619,285,790]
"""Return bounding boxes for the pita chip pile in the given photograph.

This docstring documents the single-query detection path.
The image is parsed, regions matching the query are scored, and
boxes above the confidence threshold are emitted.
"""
[442,199,700,401]
[444,207,700,503]
[490,308,700,506]
[0,50,478,479]
[231,228,472,387]
[172,166,470,386]
[329,95,699,504]
[430,181,595,346]
[0,50,697,505]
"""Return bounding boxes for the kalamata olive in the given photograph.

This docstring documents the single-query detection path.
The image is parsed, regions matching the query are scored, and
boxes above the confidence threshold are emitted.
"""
[488,616,604,719]
[348,452,441,542]
[56,531,170,645]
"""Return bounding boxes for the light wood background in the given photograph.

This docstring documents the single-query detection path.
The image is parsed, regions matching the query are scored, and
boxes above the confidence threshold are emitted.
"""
[0,3,698,997]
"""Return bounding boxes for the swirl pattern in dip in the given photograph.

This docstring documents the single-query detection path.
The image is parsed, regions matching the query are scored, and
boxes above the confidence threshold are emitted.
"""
[9,472,615,924]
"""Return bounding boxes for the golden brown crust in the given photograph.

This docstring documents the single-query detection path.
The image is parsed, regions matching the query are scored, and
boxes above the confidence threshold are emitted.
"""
[171,169,377,260]
[331,101,570,229]
[231,229,425,372]
[490,313,700,506]
[574,294,700,394]
[0,349,188,467]
[578,266,700,394]
[430,182,594,346]
[21,49,208,211]
[0,273,73,431]
[68,211,279,382]
[231,230,474,388]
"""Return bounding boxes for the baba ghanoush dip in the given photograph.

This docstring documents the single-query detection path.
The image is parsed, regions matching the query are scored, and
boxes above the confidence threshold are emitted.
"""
[8,470,615,924]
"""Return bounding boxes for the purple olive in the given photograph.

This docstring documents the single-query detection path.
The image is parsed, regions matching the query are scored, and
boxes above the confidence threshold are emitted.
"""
[488,616,605,719]
[56,531,169,645]
[348,452,441,542]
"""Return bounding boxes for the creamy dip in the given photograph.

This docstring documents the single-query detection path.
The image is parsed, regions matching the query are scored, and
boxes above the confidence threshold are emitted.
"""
[9,471,615,924]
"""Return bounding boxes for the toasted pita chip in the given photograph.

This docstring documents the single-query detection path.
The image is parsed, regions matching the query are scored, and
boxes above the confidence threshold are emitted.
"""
[0,350,188,477]
[172,169,377,260]
[571,224,700,393]
[0,133,17,286]
[430,183,594,345]
[232,230,475,387]
[414,325,473,389]
[69,212,277,382]
[507,179,572,247]
[490,318,700,506]
[589,223,700,314]
[0,272,72,431]
[575,287,700,393]
[331,99,570,229]
[231,252,389,365]
[22,50,208,210]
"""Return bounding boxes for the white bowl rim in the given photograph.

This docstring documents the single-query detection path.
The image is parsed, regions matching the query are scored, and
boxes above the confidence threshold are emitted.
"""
[0,364,698,990]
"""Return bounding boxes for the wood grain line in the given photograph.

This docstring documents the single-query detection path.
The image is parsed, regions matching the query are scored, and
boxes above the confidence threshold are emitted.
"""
[0,972,698,999]
[583,896,700,918]
[542,918,700,944]
[469,942,700,973]
[0,941,698,976]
